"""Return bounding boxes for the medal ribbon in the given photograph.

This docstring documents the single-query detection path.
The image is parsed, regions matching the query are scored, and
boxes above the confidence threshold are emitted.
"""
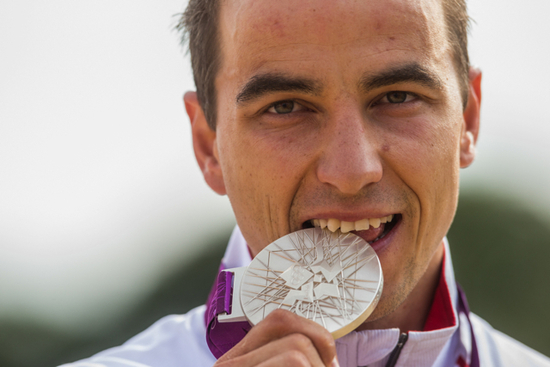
[204,264,251,358]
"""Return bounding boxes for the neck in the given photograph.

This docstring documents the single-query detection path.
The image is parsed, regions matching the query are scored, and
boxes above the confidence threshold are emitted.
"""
[358,242,445,333]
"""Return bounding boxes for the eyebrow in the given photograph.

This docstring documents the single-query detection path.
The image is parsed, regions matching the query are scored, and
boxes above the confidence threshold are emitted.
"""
[359,63,443,92]
[236,73,322,105]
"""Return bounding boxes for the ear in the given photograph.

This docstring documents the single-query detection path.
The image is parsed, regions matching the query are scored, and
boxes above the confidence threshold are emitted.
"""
[184,91,227,195]
[460,67,482,168]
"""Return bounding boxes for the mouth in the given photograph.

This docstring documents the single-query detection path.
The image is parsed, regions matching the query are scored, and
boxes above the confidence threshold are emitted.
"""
[302,214,401,245]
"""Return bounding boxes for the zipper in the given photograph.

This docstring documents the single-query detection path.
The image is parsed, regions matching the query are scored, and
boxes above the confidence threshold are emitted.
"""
[384,332,409,367]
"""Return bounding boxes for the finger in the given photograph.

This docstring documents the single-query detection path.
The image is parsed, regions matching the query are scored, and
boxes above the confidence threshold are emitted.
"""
[223,309,336,366]
[255,351,311,367]
[217,333,325,367]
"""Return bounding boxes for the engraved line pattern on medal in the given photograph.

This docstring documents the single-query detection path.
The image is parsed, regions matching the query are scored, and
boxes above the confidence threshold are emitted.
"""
[242,229,379,330]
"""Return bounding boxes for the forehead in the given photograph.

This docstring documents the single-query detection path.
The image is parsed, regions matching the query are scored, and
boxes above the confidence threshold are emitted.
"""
[218,0,450,85]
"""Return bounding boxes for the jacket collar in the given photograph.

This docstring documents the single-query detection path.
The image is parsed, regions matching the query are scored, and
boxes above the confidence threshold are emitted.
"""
[336,239,460,367]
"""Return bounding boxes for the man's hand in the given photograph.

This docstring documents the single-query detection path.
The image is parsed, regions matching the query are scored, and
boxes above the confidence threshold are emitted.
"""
[214,309,339,367]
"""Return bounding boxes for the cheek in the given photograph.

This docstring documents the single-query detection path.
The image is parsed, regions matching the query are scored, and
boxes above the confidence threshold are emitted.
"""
[217,125,321,251]
[249,125,320,177]
[382,115,461,235]
[381,113,461,180]
[217,125,318,207]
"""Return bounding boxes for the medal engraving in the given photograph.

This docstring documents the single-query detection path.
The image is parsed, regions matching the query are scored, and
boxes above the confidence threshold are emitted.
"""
[240,228,383,338]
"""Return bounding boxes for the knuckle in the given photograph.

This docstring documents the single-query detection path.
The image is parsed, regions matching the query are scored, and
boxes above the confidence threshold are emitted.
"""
[315,331,336,363]
[287,333,313,349]
[319,331,336,350]
[269,308,294,321]
[264,309,294,332]
[283,350,309,366]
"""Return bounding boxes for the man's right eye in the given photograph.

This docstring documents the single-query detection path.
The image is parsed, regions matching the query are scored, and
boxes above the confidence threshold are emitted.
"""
[379,91,416,104]
[267,100,304,114]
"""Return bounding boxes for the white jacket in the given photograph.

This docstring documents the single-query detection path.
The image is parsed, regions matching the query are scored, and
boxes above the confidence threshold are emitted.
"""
[61,227,550,367]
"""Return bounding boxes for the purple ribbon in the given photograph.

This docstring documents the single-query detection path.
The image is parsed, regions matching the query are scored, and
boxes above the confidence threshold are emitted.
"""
[204,264,252,358]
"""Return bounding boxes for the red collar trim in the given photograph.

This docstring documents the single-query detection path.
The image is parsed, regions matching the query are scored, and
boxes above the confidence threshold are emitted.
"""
[422,249,456,331]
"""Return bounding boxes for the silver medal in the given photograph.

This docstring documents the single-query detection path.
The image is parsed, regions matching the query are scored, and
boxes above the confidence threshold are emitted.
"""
[219,227,383,339]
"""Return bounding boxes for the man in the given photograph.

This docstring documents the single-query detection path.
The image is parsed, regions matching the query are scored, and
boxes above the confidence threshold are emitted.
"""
[61,0,550,366]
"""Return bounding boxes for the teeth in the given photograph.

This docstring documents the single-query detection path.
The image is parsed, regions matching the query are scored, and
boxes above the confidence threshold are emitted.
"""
[340,221,354,233]
[327,218,341,232]
[311,215,395,233]
[355,218,370,231]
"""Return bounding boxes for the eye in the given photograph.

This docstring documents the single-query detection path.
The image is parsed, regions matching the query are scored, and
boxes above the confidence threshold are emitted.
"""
[267,100,305,114]
[381,91,416,104]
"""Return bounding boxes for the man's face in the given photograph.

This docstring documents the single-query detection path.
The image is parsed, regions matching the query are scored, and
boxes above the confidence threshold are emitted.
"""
[194,0,478,322]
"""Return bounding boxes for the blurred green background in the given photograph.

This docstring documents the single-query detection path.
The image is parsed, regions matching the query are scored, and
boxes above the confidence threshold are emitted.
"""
[1,189,549,367]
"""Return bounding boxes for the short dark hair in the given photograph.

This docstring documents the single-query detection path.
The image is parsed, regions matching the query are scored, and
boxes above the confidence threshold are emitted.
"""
[177,0,221,130]
[442,0,471,108]
[178,0,470,130]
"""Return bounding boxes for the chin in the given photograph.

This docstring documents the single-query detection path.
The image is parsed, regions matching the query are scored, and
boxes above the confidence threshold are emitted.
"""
[360,257,417,330]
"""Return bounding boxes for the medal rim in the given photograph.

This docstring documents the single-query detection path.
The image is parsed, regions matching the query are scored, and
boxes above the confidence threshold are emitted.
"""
[239,227,384,339]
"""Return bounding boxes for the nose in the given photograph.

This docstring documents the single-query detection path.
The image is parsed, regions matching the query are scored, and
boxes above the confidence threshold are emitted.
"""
[316,109,383,195]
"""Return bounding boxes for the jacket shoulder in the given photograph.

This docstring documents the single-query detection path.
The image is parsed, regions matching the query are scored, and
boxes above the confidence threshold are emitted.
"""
[470,313,550,367]
[59,305,216,367]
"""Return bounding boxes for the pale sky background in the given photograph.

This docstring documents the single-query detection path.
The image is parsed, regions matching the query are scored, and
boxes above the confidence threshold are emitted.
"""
[0,0,549,333]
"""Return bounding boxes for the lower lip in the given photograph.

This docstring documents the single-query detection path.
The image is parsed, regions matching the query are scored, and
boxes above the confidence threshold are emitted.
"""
[356,218,401,254]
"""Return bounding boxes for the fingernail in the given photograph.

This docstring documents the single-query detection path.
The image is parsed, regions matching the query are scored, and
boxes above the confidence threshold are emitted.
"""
[331,357,340,367]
